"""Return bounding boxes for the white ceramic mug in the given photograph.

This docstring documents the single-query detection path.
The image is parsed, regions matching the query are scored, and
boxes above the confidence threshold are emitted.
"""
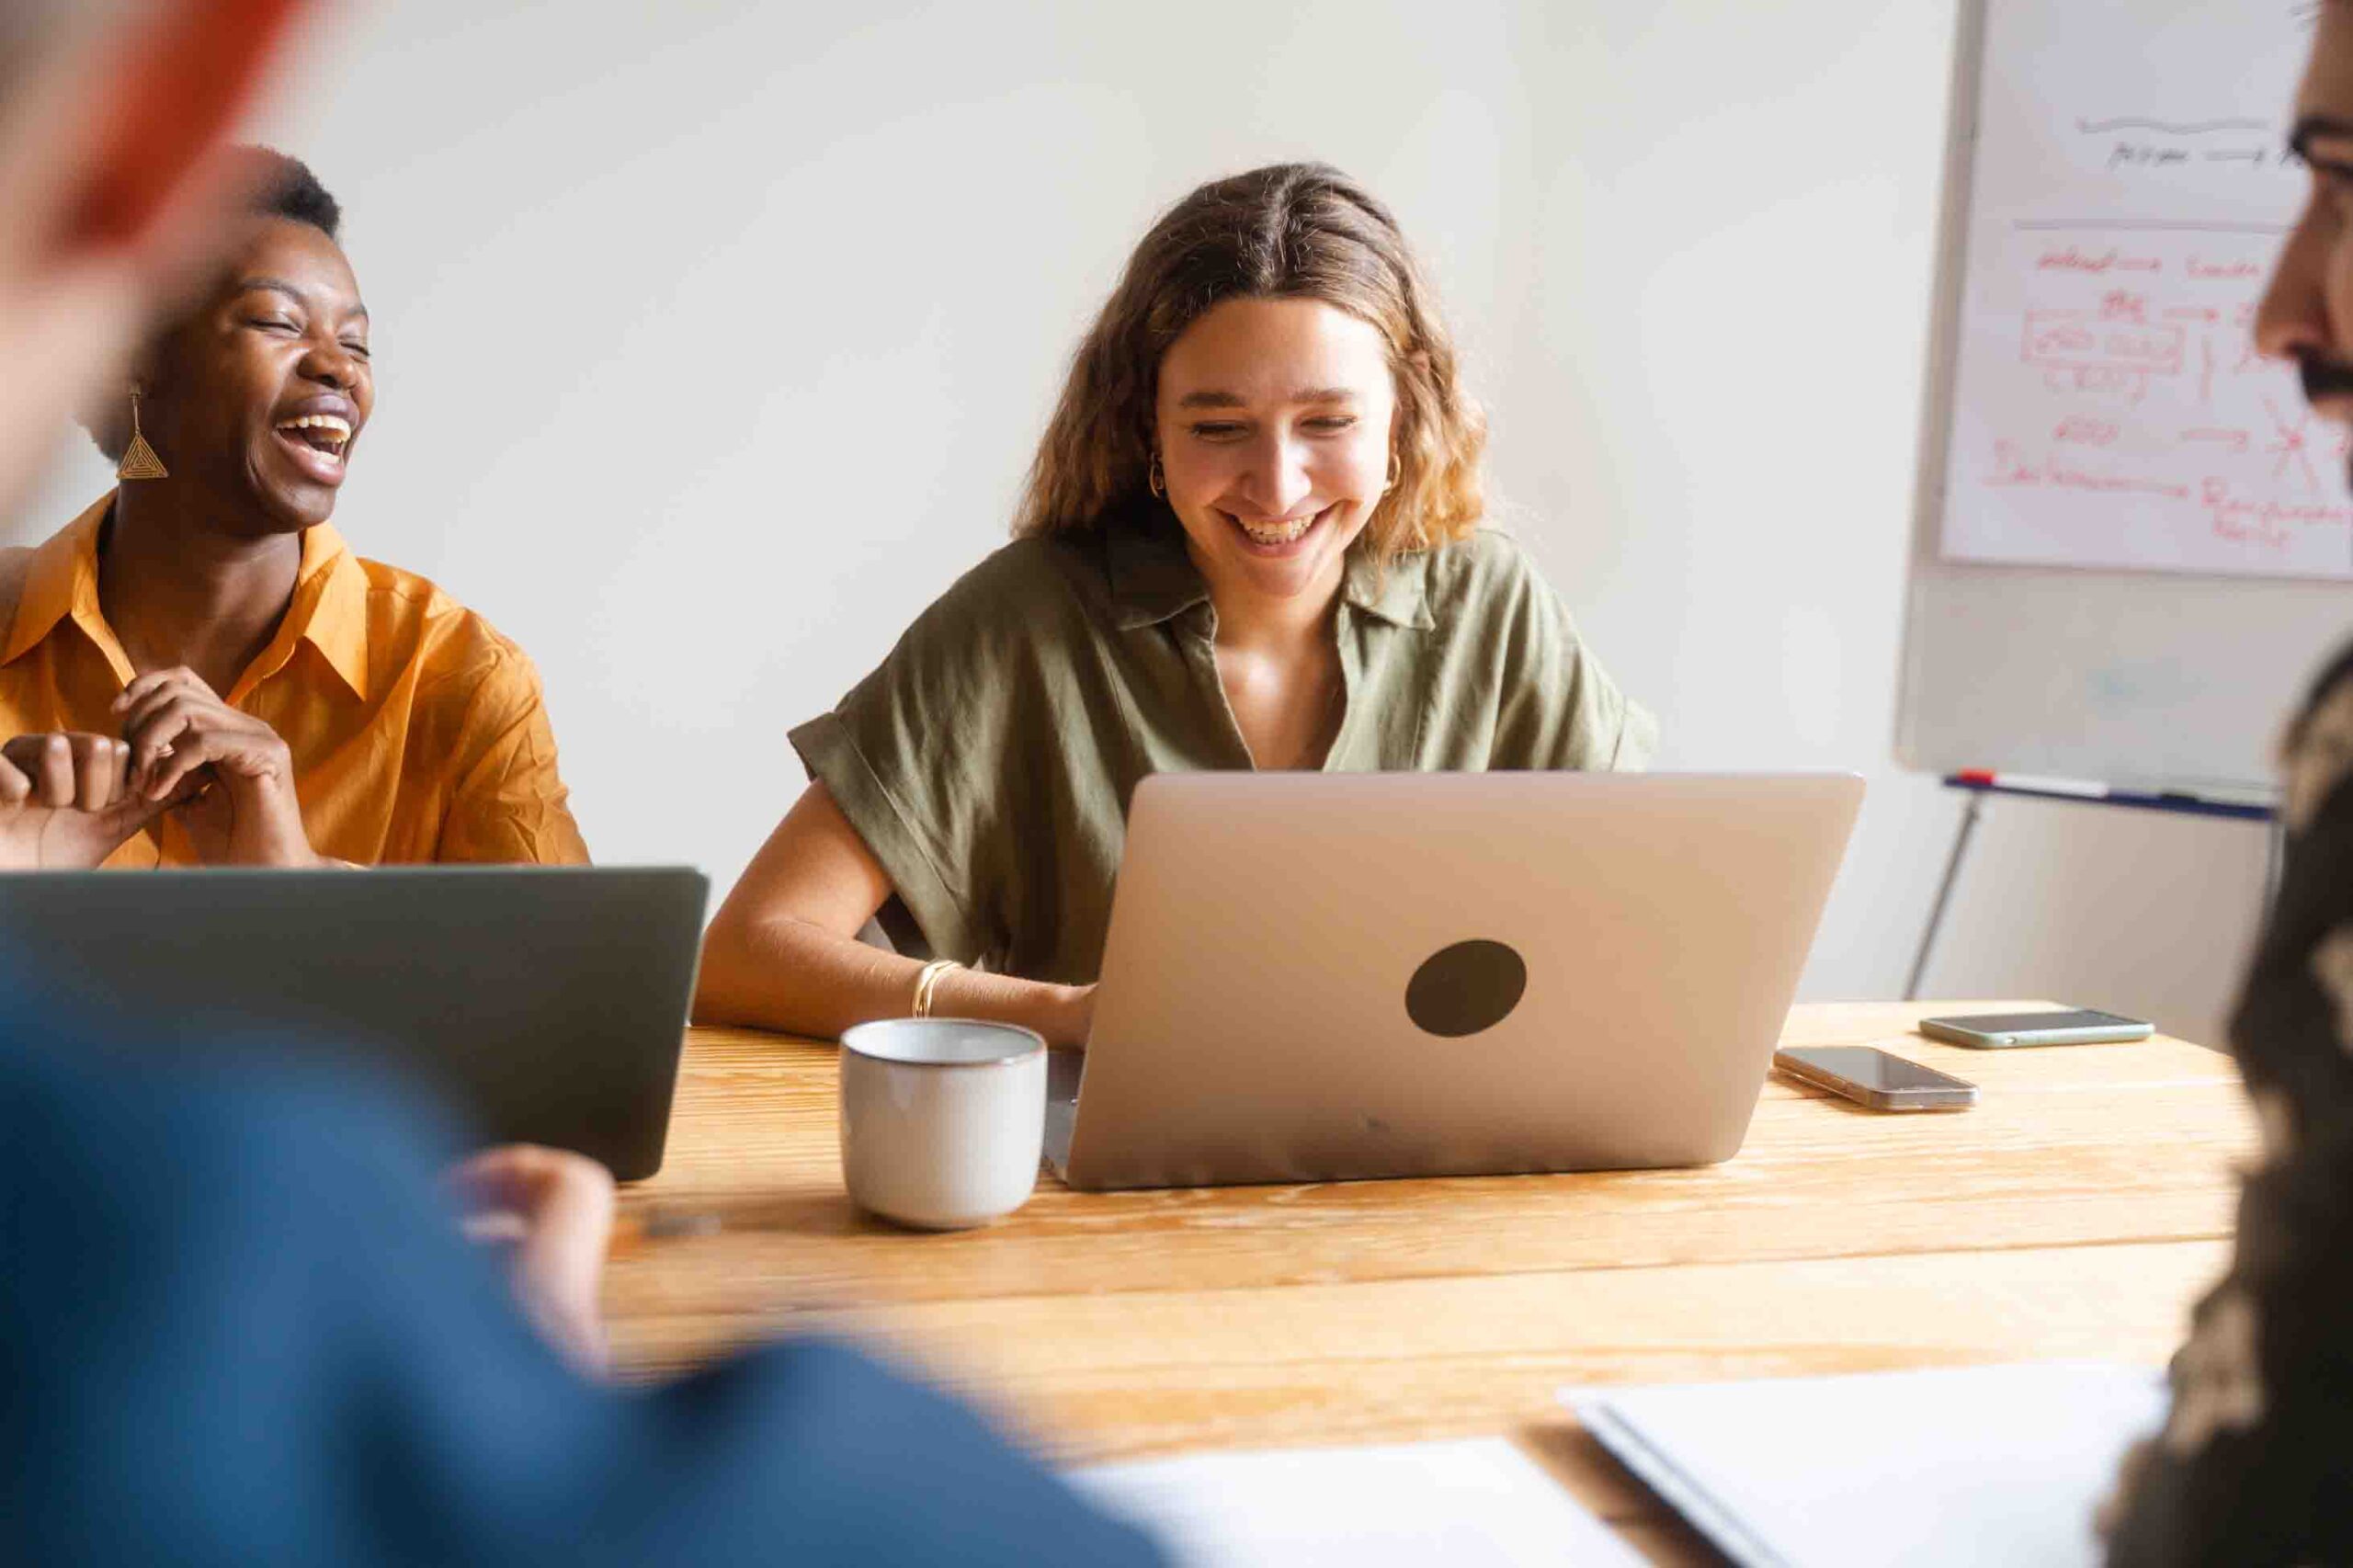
[838,1017,1047,1230]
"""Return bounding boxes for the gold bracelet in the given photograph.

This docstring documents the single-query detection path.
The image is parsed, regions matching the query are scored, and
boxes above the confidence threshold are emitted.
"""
[911,959,961,1019]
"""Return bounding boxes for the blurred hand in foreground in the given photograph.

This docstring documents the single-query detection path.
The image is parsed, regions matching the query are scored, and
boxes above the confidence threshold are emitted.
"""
[448,1143,617,1374]
[0,0,305,517]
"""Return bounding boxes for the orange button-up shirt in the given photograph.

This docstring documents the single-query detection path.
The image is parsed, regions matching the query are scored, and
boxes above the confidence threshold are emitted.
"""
[0,494,589,867]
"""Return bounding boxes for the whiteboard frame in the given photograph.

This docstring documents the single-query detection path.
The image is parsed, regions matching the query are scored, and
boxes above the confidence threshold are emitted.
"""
[1895,0,2345,797]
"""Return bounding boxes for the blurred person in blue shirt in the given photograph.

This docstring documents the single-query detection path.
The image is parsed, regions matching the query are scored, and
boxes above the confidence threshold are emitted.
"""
[0,4,1159,1562]
[0,1007,1159,1566]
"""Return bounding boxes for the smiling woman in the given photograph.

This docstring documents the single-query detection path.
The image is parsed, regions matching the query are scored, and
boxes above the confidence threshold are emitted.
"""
[0,148,587,869]
[695,161,1655,1050]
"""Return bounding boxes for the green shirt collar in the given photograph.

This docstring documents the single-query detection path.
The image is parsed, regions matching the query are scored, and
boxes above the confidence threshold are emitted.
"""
[1104,514,1209,630]
[1105,513,1435,632]
[1343,542,1438,631]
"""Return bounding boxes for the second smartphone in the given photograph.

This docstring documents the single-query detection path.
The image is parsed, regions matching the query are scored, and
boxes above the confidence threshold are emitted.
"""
[1917,1009,2153,1049]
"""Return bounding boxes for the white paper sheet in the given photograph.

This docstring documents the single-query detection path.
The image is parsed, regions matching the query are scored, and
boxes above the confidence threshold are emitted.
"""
[1069,1437,1643,1567]
[1565,1361,2169,1568]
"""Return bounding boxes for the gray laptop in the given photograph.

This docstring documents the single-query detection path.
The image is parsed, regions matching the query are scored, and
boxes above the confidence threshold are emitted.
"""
[0,866,707,1180]
[1047,772,1862,1190]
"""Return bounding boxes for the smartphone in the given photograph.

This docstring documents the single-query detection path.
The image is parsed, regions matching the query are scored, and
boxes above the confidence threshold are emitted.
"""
[1916,1009,2154,1049]
[1773,1046,1978,1111]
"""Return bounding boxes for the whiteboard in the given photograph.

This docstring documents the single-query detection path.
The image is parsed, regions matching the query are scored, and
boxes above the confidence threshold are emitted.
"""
[1901,0,2353,791]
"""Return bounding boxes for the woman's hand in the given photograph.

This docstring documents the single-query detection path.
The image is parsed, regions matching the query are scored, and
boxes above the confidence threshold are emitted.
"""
[448,1143,616,1375]
[0,733,174,868]
[114,667,319,867]
[1037,982,1097,1049]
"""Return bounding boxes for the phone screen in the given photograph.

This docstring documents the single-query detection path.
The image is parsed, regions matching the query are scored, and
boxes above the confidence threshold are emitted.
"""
[1779,1046,1972,1094]
[1933,1010,2139,1034]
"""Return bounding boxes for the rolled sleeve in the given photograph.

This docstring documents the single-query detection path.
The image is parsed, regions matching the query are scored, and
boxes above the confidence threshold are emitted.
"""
[784,554,1047,969]
[788,710,983,964]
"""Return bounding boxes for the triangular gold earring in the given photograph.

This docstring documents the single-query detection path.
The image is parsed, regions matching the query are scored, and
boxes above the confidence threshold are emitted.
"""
[117,388,167,481]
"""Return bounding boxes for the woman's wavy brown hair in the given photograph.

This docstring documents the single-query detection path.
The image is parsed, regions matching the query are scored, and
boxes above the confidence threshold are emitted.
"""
[1013,162,1486,563]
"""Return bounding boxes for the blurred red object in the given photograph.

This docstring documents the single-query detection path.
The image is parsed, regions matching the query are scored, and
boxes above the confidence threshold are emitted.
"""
[64,0,310,254]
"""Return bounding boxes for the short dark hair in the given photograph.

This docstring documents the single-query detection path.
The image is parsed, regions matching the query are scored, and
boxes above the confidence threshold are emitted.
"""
[227,144,340,239]
[76,149,343,462]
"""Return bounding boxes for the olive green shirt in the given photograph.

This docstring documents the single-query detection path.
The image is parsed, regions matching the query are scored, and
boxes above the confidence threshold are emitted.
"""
[790,513,1656,984]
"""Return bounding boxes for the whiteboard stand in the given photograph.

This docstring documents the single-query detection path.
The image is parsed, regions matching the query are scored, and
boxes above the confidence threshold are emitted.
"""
[1904,775,2279,1002]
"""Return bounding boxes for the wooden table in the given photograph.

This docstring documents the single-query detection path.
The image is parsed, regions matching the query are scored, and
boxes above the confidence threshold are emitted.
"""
[605,1003,2254,1564]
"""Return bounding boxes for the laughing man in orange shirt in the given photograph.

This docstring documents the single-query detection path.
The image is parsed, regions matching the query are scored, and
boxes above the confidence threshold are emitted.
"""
[0,147,586,870]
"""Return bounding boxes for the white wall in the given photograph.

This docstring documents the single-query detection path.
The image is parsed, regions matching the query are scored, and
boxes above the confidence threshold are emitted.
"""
[18,0,2278,1040]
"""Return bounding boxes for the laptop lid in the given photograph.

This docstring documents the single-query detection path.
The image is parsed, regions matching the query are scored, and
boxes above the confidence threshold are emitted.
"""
[1058,772,1862,1190]
[0,866,707,1181]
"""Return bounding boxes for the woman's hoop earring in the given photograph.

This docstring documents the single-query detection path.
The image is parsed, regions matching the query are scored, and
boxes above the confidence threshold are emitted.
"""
[118,388,167,482]
[1384,450,1402,492]
[1148,451,1165,498]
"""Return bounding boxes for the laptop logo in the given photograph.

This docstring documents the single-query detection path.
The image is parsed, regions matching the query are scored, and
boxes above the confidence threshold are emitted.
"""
[1404,939,1528,1038]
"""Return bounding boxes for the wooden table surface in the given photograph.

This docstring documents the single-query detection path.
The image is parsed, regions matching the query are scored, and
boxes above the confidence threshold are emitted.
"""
[604,1002,2254,1564]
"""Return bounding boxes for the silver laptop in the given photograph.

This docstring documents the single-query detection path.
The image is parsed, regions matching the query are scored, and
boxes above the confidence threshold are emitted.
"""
[0,866,707,1181]
[1047,772,1862,1190]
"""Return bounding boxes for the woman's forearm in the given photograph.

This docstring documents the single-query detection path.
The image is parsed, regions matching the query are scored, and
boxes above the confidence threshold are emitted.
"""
[693,914,1086,1045]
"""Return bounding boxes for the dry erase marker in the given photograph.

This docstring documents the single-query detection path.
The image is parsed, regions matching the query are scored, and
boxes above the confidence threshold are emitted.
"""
[1953,770,2109,798]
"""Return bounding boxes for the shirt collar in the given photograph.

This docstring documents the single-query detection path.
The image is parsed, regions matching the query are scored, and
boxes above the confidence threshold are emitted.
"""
[288,521,370,701]
[3,494,126,676]
[1105,512,1211,630]
[1340,540,1437,631]
[1103,510,1437,632]
[0,493,370,700]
